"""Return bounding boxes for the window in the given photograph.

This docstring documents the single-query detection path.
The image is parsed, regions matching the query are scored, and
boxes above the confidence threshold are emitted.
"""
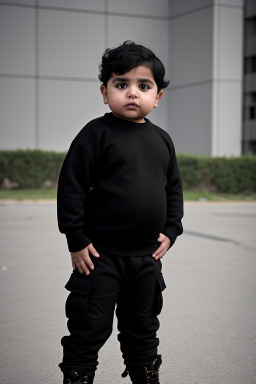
[249,106,256,119]
[245,16,256,37]
[245,56,256,74]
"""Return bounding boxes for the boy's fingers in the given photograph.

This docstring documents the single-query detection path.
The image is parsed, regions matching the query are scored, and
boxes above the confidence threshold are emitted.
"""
[157,233,166,242]
[153,244,165,256]
[88,243,100,257]
[75,259,90,275]
[154,247,167,259]
[71,244,100,275]
[81,260,90,275]
[155,251,165,260]
[153,244,169,259]
[154,237,171,260]
[82,254,95,271]
[71,252,91,275]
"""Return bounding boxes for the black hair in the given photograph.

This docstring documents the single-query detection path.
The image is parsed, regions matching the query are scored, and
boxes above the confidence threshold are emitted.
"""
[98,40,169,92]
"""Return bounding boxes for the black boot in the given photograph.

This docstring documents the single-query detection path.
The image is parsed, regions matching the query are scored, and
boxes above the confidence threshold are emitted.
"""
[63,371,93,384]
[122,355,162,384]
[59,365,95,384]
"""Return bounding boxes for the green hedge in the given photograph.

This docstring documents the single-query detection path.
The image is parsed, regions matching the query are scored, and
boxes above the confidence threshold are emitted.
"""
[176,154,256,194]
[0,150,65,189]
[0,150,255,194]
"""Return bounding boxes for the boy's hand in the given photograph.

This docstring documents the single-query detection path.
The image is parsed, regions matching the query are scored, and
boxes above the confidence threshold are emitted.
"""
[152,233,171,260]
[71,243,100,275]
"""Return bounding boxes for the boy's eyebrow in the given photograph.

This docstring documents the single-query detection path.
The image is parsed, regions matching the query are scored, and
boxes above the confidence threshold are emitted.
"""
[138,78,154,85]
[112,78,129,83]
[112,77,154,85]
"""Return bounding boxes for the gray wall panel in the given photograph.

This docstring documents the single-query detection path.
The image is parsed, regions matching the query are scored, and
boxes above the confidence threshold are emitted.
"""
[39,80,106,151]
[169,7,213,86]
[212,82,242,156]
[38,9,105,78]
[0,78,35,149]
[169,0,212,17]
[1,0,35,4]
[215,6,243,80]
[211,3,243,155]
[108,0,169,17]
[38,0,105,12]
[217,0,243,6]
[0,5,35,75]
[167,84,212,155]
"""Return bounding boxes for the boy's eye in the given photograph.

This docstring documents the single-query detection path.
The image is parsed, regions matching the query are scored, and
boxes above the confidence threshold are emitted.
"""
[116,83,127,89]
[139,84,150,90]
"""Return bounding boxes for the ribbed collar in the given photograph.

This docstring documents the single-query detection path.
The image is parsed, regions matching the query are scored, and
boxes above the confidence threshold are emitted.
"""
[104,112,150,130]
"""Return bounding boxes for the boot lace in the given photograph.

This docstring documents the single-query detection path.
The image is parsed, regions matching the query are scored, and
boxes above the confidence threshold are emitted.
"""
[67,370,89,384]
[121,365,160,383]
[146,357,160,384]
[145,369,160,384]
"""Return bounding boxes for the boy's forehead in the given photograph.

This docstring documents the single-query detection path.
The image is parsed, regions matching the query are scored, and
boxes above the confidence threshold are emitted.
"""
[110,66,155,81]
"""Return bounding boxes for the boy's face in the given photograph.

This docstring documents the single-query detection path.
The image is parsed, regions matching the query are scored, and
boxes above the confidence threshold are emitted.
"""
[100,66,163,123]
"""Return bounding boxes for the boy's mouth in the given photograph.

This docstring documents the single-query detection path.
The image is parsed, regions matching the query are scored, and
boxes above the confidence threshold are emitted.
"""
[125,102,139,109]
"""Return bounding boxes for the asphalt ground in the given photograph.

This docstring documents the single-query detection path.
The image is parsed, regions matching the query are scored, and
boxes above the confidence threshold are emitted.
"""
[0,201,256,384]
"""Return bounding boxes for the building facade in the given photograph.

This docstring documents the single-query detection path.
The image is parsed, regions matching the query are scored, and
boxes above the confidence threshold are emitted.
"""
[0,0,245,155]
[243,0,256,154]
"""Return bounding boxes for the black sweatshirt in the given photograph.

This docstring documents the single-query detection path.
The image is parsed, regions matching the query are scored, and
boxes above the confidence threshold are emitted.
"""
[57,113,183,256]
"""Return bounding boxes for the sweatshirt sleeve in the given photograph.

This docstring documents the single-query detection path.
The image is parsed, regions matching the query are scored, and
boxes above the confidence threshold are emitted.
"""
[161,140,184,247]
[57,139,97,252]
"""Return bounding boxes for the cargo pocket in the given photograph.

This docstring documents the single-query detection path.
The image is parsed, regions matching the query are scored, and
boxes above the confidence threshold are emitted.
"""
[153,274,167,316]
[65,272,93,322]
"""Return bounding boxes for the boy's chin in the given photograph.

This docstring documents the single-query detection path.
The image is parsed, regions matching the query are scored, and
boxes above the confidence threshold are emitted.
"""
[111,112,146,124]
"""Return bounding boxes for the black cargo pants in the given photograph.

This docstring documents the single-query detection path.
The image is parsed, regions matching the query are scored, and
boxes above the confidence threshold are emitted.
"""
[60,252,166,375]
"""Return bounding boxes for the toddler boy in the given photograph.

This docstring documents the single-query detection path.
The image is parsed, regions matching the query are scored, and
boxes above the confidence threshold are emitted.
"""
[57,41,183,384]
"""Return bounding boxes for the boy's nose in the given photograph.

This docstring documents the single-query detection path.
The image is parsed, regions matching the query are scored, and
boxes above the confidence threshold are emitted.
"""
[127,87,138,98]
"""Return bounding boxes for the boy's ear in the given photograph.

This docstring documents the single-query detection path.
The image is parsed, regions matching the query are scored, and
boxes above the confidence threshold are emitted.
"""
[100,84,108,105]
[154,90,164,108]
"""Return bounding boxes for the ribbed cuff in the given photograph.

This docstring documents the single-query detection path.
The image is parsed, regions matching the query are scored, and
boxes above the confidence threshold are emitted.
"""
[162,227,180,248]
[65,230,92,252]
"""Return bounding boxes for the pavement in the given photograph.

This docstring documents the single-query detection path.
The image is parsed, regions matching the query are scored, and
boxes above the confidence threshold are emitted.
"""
[0,201,256,384]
